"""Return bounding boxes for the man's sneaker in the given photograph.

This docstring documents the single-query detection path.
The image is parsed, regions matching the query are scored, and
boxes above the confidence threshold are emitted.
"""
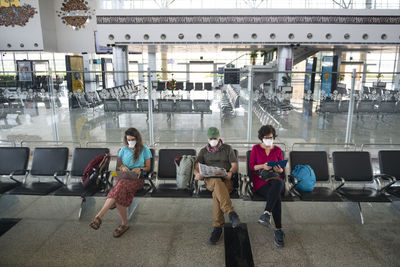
[228,211,241,228]
[208,227,222,245]
[258,213,271,227]
[274,229,285,248]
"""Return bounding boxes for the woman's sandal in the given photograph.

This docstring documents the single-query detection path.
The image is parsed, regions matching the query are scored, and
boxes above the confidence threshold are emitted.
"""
[113,225,129,238]
[89,216,102,230]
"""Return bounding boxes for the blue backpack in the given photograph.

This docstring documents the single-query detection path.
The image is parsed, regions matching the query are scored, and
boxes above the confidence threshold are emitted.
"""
[291,165,316,192]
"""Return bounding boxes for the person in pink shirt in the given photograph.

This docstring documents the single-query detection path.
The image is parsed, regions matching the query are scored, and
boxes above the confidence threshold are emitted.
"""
[249,125,286,247]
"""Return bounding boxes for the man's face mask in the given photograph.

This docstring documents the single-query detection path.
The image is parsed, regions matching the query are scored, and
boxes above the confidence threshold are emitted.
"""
[209,139,219,147]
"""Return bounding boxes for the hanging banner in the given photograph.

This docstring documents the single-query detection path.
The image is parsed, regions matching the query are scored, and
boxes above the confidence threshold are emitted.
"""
[321,56,333,97]
[304,57,316,93]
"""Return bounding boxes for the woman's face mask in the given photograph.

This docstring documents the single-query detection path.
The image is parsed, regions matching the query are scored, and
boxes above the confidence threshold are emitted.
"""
[209,139,219,147]
[127,140,136,148]
[263,138,274,147]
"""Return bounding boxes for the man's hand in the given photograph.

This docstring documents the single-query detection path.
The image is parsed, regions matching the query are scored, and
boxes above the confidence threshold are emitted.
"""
[195,173,204,180]
[120,165,129,172]
[225,171,233,180]
[273,165,283,174]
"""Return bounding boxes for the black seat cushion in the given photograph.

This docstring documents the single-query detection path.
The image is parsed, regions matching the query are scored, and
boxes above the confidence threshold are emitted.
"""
[298,187,343,202]
[8,182,63,195]
[290,151,330,182]
[71,148,110,176]
[338,187,391,202]
[333,152,373,182]
[158,149,196,179]
[0,147,30,175]
[379,150,400,180]
[30,147,69,176]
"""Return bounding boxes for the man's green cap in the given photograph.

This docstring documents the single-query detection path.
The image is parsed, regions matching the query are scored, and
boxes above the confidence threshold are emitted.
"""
[207,127,220,139]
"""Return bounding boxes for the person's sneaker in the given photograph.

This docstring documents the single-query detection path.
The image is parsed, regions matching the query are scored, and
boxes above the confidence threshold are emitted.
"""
[258,213,271,227]
[274,229,285,248]
[228,211,241,228]
[208,227,222,245]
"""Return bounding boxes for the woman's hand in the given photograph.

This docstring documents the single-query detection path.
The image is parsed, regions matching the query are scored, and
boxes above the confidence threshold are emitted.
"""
[225,171,232,180]
[273,165,283,173]
[132,168,141,174]
[120,165,129,172]
[263,164,272,171]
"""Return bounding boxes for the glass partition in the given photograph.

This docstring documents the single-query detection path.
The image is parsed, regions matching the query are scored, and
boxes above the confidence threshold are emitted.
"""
[0,66,400,157]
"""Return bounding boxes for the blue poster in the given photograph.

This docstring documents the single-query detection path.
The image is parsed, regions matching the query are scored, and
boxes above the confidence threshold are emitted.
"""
[304,58,314,92]
[321,57,333,97]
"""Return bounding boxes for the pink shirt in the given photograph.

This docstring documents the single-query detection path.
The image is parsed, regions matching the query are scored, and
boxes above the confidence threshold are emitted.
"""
[249,144,284,192]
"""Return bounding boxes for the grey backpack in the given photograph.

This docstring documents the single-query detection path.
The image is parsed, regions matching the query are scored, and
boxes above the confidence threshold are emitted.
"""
[175,155,196,189]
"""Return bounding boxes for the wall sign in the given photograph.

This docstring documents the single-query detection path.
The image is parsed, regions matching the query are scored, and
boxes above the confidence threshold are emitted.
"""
[0,0,37,27]
[56,0,95,30]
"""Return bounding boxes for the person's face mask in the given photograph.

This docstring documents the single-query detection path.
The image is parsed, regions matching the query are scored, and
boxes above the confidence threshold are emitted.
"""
[263,138,273,147]
[209,139,219,147]
[127,140,136,148]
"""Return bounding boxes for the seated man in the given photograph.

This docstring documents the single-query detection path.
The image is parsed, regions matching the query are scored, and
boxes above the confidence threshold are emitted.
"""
[194,127,241,245]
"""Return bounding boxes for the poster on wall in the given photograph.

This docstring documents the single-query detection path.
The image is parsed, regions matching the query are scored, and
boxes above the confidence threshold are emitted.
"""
[321,57,333,97]
[66,55,85,93]
[66,55,85,108]
[16,60,33,82]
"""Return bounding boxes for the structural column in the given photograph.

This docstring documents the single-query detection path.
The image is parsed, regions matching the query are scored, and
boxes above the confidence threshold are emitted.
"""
[213,63,218,88]
[148,51,157,82]
[276,46,293,87]
[82,53,95,92]
[113,45,129,86]
[186,63,190,82]
[392,46,400,90]
[161,51,168,80]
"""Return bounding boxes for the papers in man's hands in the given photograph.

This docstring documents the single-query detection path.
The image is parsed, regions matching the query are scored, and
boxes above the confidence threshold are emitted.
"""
[198,163,227,178]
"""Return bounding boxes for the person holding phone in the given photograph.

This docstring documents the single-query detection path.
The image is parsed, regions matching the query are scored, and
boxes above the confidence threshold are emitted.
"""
[193,127,241,245]
[249,125,286,247]
[90,128,152,238]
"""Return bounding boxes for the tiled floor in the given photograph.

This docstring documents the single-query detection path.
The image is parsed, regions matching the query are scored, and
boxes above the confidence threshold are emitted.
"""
[0,195,399,266]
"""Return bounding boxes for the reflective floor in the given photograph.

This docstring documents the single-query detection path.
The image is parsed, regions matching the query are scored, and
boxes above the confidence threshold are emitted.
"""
[0,195,399,266]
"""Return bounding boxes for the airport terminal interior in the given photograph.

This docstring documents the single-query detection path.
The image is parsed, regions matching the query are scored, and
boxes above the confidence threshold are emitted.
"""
[1,0,400,266]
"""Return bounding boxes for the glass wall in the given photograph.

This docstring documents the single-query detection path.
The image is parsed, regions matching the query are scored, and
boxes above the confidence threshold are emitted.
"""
[0,48,399,152]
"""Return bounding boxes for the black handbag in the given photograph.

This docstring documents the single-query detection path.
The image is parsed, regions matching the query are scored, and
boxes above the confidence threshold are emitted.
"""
[258,169,280,181]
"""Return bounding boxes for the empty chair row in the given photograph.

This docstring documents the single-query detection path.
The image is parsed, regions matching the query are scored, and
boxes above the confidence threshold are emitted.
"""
[156,82,212,92]
[104,99,211,113]
[319,100,400,114]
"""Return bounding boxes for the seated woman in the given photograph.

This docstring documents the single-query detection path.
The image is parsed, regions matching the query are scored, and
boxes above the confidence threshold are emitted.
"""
[249,125,286,248]
[90,127,152,238]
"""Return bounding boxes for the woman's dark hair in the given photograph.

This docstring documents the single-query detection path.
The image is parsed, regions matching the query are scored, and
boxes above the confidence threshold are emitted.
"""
[123,127,143,161]
[258,125,277,141]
